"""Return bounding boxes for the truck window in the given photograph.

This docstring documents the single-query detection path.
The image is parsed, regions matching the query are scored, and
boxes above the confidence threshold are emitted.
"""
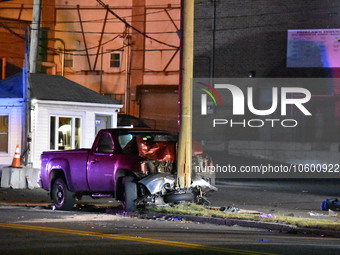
[118,134,138,155]
[96,132,114,154]
[118,134,134,149]
[118,133,176,156]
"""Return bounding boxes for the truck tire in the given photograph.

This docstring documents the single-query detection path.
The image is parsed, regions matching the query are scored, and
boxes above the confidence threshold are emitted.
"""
[163,191,194,204]
[51,178,75,210]
[122,176,137,212]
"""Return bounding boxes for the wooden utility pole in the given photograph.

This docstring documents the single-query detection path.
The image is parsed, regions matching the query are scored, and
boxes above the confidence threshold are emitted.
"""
[130,0,146,116]
[177,0,194,188]
[29,0,41,73]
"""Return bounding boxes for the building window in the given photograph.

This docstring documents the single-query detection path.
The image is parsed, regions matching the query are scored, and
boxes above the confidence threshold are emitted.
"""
[95,115,112,135]
[64,52,74,68]
[0,115,8,153]
[50,116,81,150]
[110,53,121,68]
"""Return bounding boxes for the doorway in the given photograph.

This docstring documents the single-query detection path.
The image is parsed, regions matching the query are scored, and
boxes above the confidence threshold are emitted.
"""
[95,115,112,135]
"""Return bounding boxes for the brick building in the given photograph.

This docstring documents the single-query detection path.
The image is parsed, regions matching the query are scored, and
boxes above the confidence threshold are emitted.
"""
[194,0,340,78]
[193,0,340,165]
[0,0,180,133]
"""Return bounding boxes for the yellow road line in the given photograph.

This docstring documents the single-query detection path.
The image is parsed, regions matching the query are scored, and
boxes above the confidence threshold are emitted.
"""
[0,222,276,255]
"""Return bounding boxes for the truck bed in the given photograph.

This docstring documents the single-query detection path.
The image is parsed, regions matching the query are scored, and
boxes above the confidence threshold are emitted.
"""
[40,149,90,191]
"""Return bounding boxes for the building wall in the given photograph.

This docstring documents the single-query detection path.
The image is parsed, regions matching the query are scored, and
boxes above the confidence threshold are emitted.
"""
[228,140,340,165]
[0,1,32,77]
[193,1,340,165]
[0,19,27,78]
[51,0,180,118]
[0,99,23,166]
[194,0,340,78]
[0,0,180,128]
[30,100,120,168]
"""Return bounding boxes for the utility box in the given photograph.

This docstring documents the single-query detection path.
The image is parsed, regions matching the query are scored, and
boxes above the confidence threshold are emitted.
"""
[1,166,40,189]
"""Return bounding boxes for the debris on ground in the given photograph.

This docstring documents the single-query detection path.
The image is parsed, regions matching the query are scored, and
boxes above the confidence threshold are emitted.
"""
[219,206,240,213]
[256,238,268,242]
[320,198,340,211]
[309,209,338,217]
[206,206,263,214]
[258,214,273,218]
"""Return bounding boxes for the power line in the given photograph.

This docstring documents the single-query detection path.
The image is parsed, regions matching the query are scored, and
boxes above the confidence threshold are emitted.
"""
[50,29,178,35]
[0,3,180,24]
[53,8,179,25]
[0,21,25,39]
[96,0,179,49]
[1,19,178,58]
[55,18,180,24]
[0,8,179,25]
[49,45,128,57]
[57,34,123,53]
[0,2,180,8]
[2,23,178,35]
[0,18,180,25]
[0,21,127,57]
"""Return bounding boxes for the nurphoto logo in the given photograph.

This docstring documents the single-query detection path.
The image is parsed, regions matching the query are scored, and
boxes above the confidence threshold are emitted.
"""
[197,81,312,128]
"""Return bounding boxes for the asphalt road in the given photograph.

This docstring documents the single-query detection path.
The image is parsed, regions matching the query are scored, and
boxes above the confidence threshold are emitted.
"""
[0,176,340,254]
[0,205,340,255]
[0,178,339,220]
[209,179,340,219]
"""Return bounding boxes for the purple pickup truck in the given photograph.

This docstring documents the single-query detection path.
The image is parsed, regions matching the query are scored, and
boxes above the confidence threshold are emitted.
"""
[40,128,184,211]
[40,128,217,211]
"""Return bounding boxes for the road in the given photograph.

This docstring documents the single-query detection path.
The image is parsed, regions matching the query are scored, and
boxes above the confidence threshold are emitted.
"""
[1,178,338,220]
[0,205,339,255]
[209,179,340,219]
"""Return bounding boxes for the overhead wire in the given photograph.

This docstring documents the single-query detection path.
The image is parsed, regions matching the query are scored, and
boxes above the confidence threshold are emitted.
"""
[0,2,181,8]
[44,28,178,35]
[0,3,180,25]
[44,24,129,56]
[1,1,338,21]
[54,8,179,24]
[96,0,179,49]
[50,45,128,57]
[0,21,25,39]
[0,1,180,55]
[0,19,128,57]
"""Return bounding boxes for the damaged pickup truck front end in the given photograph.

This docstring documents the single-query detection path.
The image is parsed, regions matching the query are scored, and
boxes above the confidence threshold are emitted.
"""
[138,173,217,207]
[133,132,217,207]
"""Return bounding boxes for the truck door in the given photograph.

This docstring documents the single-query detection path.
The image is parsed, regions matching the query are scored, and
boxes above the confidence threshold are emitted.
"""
[87,131,117,191]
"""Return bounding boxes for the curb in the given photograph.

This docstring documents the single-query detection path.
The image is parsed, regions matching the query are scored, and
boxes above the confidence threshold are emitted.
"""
[136,213,340,238]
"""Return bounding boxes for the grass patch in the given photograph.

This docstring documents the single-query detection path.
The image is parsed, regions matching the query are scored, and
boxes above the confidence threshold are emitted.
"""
[147,203,340,231]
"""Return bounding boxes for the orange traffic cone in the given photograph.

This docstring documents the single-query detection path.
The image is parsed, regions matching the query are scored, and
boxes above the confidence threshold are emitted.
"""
[11,144,21,168]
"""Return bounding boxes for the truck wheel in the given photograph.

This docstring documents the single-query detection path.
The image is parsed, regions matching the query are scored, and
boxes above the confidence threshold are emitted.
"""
[163,191,194,204]
[51,178,75,210]
[122,176,137,212]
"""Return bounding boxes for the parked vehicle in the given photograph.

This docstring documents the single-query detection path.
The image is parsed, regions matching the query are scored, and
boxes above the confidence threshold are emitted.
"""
[40,128,215,211]
[117,114,149,128]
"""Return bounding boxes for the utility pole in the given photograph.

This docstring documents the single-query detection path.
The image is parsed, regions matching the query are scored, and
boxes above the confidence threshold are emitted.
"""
[29,0,41,73]
[177,0,194,188]
[23,0,41,166]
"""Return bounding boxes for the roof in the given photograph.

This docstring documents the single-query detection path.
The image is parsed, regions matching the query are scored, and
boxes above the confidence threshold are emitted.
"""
[0,73,120,105]
[0,73,23,98]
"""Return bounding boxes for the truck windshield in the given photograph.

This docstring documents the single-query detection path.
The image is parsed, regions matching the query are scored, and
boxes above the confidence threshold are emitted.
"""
[118,133,175,150]
[118,133,176,160]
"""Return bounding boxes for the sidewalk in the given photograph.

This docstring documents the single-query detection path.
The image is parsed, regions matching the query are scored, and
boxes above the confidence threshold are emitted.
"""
[0,187,50,207]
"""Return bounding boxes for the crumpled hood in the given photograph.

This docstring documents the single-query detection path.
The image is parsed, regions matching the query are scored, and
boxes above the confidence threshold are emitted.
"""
[136,136,175,161]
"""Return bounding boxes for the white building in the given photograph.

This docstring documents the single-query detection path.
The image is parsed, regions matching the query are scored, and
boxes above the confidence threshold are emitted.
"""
[0,72,122,170]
